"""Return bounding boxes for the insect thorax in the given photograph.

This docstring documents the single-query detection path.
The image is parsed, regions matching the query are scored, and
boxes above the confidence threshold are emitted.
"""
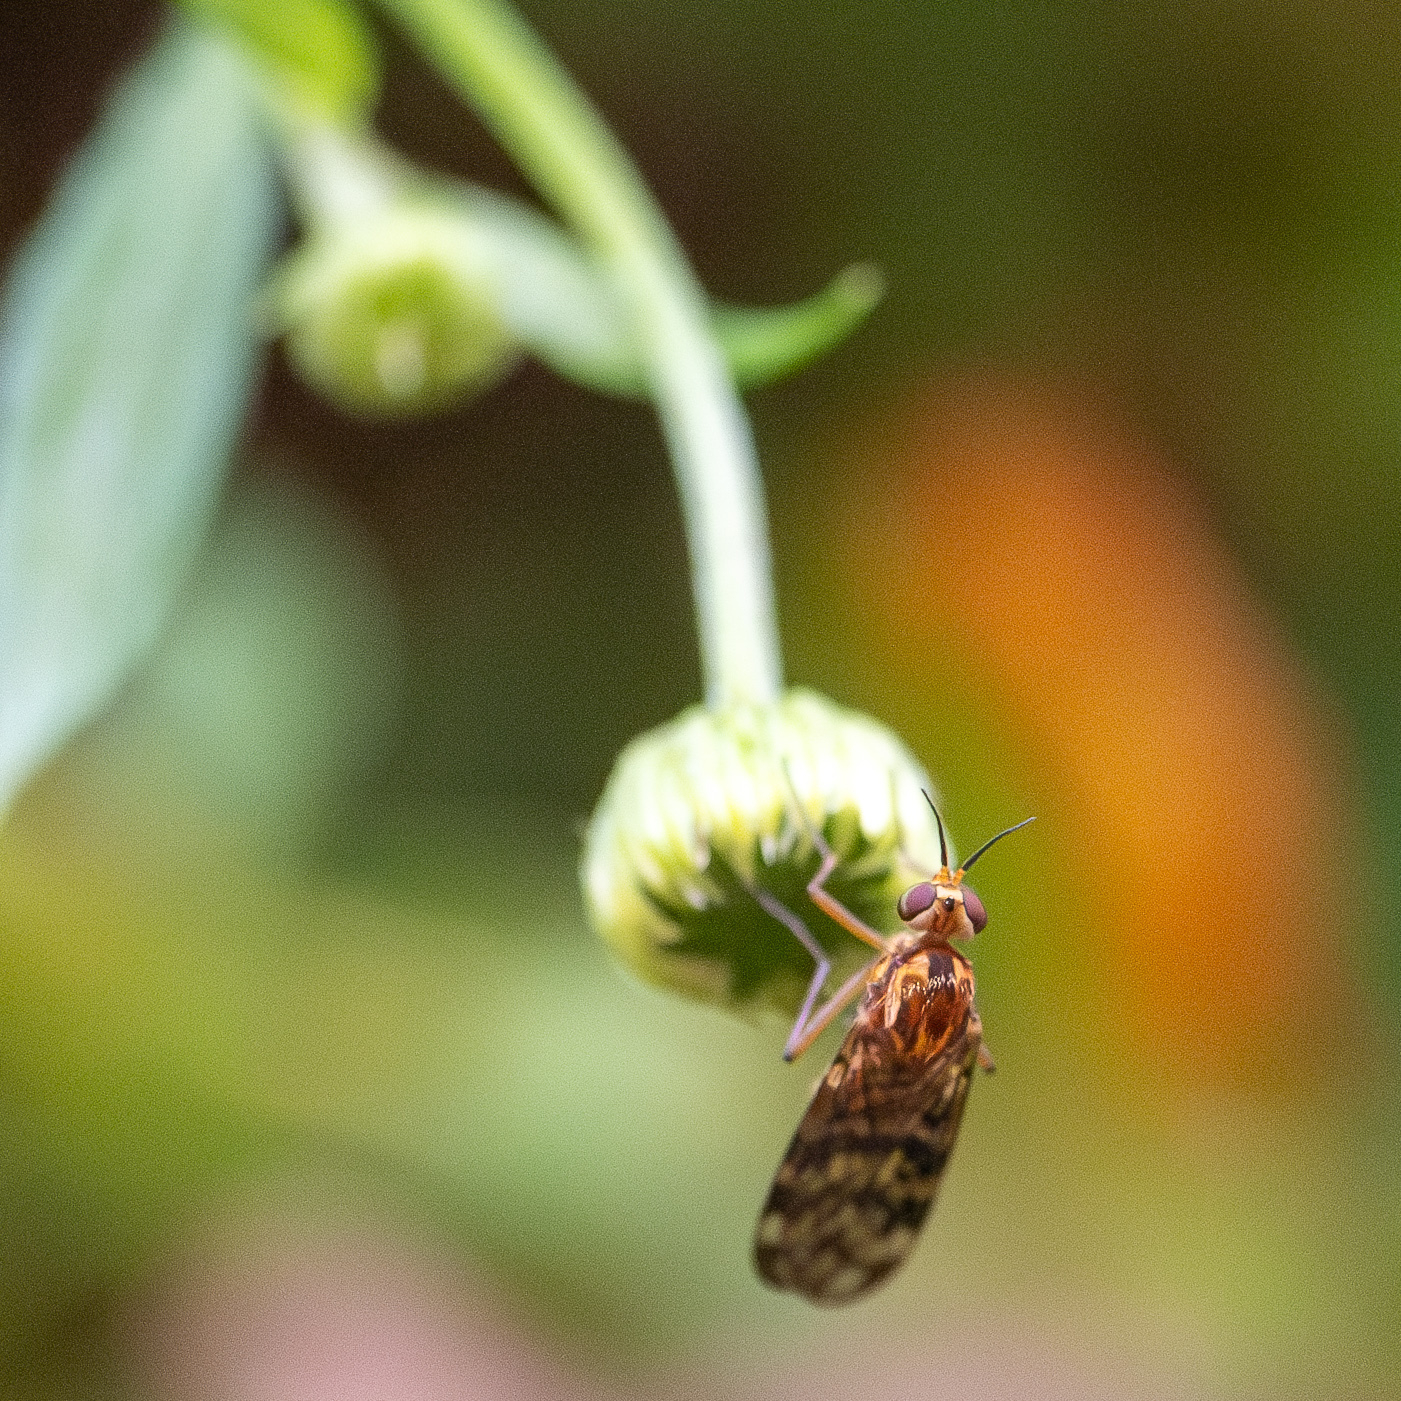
[863,942,975,1052]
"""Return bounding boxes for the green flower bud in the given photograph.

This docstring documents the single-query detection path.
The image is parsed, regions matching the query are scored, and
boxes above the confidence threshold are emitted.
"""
[271,202,517,416]
[581,687,947,1018]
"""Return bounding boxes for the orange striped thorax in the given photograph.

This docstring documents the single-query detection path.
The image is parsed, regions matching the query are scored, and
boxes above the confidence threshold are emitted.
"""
[856,938,976,1064]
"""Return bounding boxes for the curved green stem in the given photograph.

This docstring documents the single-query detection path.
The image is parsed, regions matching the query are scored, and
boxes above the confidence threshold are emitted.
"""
[372,0,782,707]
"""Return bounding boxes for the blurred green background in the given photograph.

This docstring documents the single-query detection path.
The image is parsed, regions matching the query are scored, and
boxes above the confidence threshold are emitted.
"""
[2,2,1400,1398]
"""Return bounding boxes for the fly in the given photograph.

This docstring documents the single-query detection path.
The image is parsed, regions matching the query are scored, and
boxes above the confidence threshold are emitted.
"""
[751,796,1033,1305]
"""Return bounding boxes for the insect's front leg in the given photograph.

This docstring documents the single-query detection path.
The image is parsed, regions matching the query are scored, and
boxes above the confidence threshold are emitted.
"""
[779,765,888,955]
[803,845,890,954]
[748,883,878,1062]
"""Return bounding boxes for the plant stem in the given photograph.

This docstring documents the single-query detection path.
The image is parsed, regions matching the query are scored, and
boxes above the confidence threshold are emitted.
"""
[372,0,782,707]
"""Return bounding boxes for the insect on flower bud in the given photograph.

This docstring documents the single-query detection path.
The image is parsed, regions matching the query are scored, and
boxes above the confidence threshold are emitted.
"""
[270,203,517,415]
[581,688,948,1018]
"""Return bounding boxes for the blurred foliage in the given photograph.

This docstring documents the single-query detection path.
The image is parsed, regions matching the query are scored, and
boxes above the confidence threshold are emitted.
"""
[0,21,276,817]
[2,2,1401,1399]
[174,0,381,121]
[270,150,883,415]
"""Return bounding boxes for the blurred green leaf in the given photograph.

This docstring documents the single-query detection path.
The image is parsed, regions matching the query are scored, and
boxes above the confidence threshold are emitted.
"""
[74,473,402,866]
[175,0,381,122]
[0,22,279,815]
[450,181,880,397]
[717,265,884,386]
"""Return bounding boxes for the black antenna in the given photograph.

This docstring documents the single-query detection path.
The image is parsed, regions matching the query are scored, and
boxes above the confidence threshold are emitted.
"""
[958,815,1037,874]
[921,789,949,869]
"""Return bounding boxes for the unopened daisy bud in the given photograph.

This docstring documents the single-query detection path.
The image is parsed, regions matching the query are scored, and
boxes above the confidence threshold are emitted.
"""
[271,202,516,415]
[581,687,947,1018]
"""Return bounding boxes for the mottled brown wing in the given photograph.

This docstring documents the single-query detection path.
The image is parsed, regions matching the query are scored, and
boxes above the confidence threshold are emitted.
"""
[753,1011,980,1305]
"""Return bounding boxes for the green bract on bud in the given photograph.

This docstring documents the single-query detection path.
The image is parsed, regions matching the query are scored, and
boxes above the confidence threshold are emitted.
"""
[270,203,517,415]
[581,687,947,1018]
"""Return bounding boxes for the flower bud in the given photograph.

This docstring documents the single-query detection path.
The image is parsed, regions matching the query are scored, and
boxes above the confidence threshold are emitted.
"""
[270,203,516,416]
[581,688,947,1019]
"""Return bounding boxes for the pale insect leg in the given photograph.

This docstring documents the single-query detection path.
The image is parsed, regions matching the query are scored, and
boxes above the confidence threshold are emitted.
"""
[780,762,888,954]
[748,883,878,1062]
[804,828,889,954]
[783,960,878,1063]
[748,883,831,1058]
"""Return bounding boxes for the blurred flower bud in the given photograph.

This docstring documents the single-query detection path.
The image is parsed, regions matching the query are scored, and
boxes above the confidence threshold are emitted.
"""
[581,687,946,1018]
[270,203,517,416]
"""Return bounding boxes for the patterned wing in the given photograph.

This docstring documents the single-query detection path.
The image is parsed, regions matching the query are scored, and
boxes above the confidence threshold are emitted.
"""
[753,964,980,1305]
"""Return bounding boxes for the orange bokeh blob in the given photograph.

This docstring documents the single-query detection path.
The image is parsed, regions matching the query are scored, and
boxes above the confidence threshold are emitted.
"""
[844,374,1358,1089]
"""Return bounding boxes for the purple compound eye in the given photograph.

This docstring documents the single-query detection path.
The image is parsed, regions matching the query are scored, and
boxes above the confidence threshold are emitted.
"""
[962,886,988,934]
[897,882,936,922]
